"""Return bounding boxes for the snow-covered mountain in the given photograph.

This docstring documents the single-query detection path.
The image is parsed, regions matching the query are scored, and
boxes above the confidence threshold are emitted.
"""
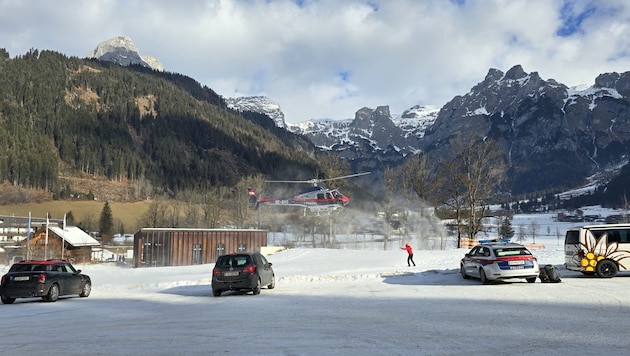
[227,65,630,196]
[225,96,287,129]
[421,65,630,194]
[227,96,440,154]
[287,105,439,154]
[86,36,164,71]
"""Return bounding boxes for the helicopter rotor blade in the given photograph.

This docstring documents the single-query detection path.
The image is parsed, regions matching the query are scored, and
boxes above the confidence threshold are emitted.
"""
[265,172,370,186]
[265,180,315,184]
[315,172,371,183]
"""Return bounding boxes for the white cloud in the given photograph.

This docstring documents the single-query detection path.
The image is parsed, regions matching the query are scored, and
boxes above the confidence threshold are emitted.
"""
[1,0,629,123]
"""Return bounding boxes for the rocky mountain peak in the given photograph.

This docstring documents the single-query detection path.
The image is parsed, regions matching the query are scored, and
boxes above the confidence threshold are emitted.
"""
[484,68,504,82]
[422,65,630,194]
[225,96,287,129]
[504,64,527,80]
[595,72,630,96]
[220,64,630,197]
[353,106,393,129]
[86,36,164,71]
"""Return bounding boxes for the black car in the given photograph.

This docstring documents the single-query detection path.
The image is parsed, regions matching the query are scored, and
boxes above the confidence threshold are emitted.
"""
[212,253,275,296]
[0,260,92,304]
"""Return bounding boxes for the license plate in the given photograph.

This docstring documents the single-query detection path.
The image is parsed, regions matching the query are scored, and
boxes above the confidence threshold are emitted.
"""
[223,271,239,277]
[509,260,525,265]
[510,266,524,270]
[13,276,29,281]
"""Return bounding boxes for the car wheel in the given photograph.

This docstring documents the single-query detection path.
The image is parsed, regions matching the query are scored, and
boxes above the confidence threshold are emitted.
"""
[479,268,490,285]
[213,289,222,297]
[252,278,261,295]
[268,275,276,289]
[460,264,470,279]
[44,284,59,302]
[1,295,15,304]
[79,282,91,297]
[526,277,537,283]
[596,259,618,278]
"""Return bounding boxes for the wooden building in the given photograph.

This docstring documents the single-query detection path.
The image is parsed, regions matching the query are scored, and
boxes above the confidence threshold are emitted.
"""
[25,226,100,264]
[133,228,268,268]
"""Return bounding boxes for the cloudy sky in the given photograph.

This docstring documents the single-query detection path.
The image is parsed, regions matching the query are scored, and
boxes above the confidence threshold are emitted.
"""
[1,0,629,123]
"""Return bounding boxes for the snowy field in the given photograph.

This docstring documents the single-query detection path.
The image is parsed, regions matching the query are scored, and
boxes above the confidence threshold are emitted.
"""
[2,207,630,355]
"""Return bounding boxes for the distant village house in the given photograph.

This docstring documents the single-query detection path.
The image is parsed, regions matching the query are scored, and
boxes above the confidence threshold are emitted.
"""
[24,225,100,264]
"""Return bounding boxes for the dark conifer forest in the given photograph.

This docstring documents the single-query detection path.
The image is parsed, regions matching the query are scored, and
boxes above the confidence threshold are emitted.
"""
[0,48,317,197]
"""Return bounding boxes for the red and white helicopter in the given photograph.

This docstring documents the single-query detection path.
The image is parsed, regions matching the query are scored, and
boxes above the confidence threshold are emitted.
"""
[248,172,370,212]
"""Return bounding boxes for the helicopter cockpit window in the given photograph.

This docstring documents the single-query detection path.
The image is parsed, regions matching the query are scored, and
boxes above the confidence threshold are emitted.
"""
[326,193,333,200]
[317,193,325,199]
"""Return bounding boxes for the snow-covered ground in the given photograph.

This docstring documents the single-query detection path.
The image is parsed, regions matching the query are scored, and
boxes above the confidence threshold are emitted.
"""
[1,207,630,355]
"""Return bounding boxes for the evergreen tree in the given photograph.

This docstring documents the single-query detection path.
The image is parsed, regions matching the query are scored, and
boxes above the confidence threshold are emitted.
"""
[99,201,114,244]
[499,216,515,239]
[65,211,75,226]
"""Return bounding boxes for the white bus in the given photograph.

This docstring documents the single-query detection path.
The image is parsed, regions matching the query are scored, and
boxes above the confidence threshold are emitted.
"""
[564,224,630,277]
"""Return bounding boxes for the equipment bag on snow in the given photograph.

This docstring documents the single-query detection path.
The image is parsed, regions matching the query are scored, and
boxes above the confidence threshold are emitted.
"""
[539,264,561,283]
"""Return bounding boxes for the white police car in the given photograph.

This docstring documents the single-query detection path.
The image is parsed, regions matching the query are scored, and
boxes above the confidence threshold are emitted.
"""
[460,242,540,284]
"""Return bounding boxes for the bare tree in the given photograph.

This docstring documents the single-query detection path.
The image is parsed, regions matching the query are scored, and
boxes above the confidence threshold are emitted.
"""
[517,224,527,243]
[530,220,539,244]
[237,175,267,228]
[202,188,225,228]
[461,137,505,239]
[402,154,437,204]
[182,201,201,227]
[140,199,169,227]
[316,152,351,189]
[382,165,398,219]
[435,135,506,243]
[435,157,467,246]
[167,200,182,227]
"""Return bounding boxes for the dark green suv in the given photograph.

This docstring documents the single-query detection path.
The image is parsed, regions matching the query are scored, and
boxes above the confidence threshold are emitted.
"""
[211,253,275,296]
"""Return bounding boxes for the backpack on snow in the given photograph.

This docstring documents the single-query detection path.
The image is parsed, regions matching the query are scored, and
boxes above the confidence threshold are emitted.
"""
[539,264,561,283]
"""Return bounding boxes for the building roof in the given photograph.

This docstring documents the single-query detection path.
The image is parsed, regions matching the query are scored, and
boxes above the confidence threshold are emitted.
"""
[48,226,100,247]
[138,228,266,232]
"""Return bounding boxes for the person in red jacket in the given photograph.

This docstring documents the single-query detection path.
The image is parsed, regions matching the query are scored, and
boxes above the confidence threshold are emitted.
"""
[401,243,416,266]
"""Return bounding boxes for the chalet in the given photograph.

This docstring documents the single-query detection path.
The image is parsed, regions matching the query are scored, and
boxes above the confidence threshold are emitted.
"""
[133,228,268,268]
[25,226,100,264]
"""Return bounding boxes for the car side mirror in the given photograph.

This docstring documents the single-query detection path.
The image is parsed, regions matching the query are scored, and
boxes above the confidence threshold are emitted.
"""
[76,270,82,274]
[464,253,470,258]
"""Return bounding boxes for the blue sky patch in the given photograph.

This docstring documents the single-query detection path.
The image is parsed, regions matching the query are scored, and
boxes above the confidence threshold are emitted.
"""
[556,1,597,37]
[337,70,350,83]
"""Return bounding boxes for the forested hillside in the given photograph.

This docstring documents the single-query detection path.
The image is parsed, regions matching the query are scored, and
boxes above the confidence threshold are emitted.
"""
[0,48,317,201]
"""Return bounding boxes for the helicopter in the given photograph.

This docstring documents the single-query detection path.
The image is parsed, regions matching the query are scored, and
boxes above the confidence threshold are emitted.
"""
[248,172,370,212]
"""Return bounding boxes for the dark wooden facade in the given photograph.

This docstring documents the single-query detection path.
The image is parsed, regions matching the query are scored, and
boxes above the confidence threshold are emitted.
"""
[133,228,268,268]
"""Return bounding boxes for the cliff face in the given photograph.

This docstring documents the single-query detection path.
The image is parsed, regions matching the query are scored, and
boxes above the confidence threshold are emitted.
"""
[421,66,630,194]
[86,36,164,71]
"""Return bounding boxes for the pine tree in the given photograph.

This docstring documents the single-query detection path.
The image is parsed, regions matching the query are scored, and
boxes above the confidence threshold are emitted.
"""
[65,211,75,226]
[99,201,114,244]
[499,216,515,239]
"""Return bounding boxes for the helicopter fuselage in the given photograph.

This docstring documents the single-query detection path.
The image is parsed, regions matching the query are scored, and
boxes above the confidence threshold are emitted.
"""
[258,186,349,207]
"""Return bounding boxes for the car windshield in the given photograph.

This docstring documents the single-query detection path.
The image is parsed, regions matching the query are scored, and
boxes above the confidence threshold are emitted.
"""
[494,248,531,257]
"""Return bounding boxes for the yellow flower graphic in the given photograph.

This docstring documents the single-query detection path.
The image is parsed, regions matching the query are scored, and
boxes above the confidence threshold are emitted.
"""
[579,231,630,272]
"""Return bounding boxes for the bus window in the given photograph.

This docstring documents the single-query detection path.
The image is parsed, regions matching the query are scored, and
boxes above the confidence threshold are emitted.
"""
[565,230,580,244]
